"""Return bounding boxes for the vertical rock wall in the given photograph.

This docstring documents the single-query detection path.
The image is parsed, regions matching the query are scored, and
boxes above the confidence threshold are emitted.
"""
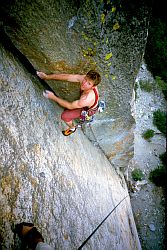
[0,0,150,168]
[0,0,151,248]
[1,0,149,116]
[1,0,149,168]
[0,44,141,249]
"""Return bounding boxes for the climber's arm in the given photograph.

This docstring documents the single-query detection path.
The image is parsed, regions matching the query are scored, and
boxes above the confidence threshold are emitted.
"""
[43,90,89,110]
[37,71,85,83]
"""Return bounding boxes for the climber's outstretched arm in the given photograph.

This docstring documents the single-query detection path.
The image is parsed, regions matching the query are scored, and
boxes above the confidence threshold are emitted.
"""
[37,71,85,83]
[43,90,87,110]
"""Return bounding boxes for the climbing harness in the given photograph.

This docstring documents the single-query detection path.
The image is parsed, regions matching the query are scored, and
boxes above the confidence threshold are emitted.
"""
[77,195,128,250]
[75,110,95,129]
[61,99,106,135]
[75,99,106,129]
[61,88,106,135]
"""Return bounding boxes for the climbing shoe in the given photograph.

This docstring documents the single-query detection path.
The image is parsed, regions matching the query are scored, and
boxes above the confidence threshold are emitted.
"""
[62,127,76,136]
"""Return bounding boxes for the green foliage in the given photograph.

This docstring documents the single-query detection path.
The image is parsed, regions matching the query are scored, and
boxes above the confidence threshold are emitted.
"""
[144,17,167,83]
[159,152,167,167]
[142,129,155,140]
[105,52,113,60]
[113,22,120,30]
[153,109,166,135]
[149,165,166,187]
[139,77,167,99]
[155,76,167,91]
[155,76,167,100]
[139,80,153,92]
[132,169,144,181]
[149,151,166,188]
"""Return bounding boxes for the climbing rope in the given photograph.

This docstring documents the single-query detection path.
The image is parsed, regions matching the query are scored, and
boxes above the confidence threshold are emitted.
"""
[77,195,129,250]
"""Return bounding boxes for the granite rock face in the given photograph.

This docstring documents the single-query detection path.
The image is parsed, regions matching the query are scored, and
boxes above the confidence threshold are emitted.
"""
[0,0,151,249]
[0,0,150,167]
[0,44,141,249]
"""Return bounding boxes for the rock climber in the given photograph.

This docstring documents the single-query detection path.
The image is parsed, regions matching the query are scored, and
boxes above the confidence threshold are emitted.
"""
[37,70,101,136]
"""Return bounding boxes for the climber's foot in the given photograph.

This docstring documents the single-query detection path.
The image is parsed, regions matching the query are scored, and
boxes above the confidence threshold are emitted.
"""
[62,127,76,136]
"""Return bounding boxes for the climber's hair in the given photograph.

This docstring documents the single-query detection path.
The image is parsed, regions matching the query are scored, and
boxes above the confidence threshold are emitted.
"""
[86,70,101,86]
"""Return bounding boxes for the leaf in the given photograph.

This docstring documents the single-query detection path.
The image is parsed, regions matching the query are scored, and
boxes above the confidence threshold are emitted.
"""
[82,32,89,40]
[113,22,120,30]
[111,75,116,80]
[105,52,113,60]
[101,13,105,24]
[112,7,116,13]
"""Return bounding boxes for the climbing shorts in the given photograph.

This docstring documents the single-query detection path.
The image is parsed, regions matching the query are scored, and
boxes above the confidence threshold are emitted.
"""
[61,106,99,123]
[61,108,83,122]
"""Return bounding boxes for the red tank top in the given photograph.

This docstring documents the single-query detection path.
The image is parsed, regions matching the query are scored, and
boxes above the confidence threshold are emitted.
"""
[83,88,99,111]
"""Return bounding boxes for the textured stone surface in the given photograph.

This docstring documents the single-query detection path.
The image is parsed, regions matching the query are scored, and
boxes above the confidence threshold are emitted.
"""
[1,0,149,118]
[0,44,141,249]
[0,0,152,249]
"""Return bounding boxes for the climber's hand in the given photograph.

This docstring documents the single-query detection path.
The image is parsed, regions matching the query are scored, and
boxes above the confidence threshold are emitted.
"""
[37,71,48,79]
[43,90,55,99]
